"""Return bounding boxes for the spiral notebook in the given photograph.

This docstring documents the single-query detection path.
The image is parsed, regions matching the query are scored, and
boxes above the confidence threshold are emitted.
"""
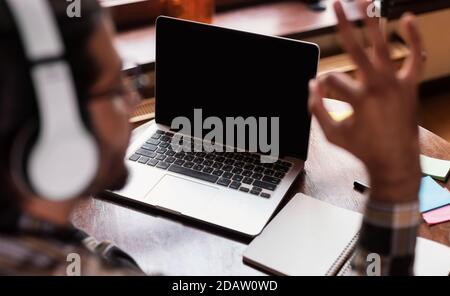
[243,194,362,276]
[244,193,450,276]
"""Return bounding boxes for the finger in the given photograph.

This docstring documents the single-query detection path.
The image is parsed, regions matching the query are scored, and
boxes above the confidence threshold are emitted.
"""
[357,0,393,72]
[398,13,424,83]
[319,72,361,106]
[308,79,347,146]
[333,0,375,79]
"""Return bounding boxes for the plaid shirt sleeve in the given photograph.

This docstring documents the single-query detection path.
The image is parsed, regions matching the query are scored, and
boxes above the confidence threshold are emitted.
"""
[351,199,420,276]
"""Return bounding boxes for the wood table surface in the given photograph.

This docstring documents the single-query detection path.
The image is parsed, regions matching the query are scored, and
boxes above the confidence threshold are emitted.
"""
[72,100,450,275]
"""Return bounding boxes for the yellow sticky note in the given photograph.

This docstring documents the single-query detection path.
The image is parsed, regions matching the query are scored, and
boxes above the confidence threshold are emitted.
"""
[420,155,450,182]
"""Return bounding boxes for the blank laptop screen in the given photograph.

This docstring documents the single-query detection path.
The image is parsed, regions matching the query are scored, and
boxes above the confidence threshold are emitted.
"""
[155,17,319,160]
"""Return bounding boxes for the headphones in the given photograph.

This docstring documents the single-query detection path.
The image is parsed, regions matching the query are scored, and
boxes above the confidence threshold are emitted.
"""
[6,0,99,201]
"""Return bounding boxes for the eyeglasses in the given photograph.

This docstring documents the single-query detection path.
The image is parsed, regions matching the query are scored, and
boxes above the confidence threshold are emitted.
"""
[89,64,147,112]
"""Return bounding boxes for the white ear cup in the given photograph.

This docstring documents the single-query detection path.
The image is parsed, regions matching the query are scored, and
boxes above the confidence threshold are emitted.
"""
[28,125,98,200]
[28,62,99,200]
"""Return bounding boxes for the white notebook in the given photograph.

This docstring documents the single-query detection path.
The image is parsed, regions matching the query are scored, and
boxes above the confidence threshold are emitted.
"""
[244,193,450,276]
[244,194,362,276]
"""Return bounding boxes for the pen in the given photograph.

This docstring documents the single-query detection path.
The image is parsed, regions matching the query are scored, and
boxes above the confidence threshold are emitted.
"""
[353,181,370,193]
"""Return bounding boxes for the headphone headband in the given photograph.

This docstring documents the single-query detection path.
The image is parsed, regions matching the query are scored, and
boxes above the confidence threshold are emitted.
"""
[6,0,63,61]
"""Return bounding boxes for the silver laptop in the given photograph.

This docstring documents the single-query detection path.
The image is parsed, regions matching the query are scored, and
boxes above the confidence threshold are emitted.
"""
[111,17,319,236]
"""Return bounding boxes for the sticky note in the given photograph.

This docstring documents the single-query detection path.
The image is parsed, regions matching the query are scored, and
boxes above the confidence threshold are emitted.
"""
[419,176,450,213]
[423,205,450,225]
[420,155,450,182]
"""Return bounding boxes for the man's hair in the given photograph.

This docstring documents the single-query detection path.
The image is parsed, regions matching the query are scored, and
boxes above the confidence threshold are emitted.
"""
[0,0,102,211]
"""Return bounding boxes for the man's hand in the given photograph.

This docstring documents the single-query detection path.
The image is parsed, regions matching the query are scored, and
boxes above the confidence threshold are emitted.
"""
[309,0,424,202]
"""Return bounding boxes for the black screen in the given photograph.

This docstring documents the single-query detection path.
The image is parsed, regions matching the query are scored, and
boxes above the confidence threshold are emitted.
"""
[155,17,319,160]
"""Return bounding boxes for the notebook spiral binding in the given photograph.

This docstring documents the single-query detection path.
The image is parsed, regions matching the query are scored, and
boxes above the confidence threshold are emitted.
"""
[326,232,360,276]
[337,253,356,276]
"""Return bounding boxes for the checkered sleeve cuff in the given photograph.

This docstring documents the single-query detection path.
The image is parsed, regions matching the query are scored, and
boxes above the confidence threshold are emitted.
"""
[352,199,420,275]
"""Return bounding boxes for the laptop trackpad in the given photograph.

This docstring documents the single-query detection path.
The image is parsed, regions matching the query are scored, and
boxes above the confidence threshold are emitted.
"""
[146,175,219,216]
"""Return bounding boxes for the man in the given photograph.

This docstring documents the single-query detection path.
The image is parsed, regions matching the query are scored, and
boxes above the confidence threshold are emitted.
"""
[0,0,143,275]
[0,0,424,275]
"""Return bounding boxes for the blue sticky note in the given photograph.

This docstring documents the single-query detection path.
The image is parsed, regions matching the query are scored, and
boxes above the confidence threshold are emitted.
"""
[419,176,450,213]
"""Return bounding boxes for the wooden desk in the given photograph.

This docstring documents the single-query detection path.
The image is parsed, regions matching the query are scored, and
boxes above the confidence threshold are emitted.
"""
[71,100,450,275]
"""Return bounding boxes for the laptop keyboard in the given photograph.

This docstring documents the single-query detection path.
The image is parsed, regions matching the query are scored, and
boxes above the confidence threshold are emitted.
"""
[128,130,293,198]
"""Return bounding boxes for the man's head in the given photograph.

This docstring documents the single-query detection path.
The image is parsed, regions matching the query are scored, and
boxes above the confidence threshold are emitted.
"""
[0,0,137,213]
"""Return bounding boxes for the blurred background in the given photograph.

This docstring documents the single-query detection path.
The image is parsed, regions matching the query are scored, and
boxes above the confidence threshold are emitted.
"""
[100,0,450,141]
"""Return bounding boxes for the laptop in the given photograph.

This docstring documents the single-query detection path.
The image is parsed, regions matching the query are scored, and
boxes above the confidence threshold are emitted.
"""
[111,16,319,236]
